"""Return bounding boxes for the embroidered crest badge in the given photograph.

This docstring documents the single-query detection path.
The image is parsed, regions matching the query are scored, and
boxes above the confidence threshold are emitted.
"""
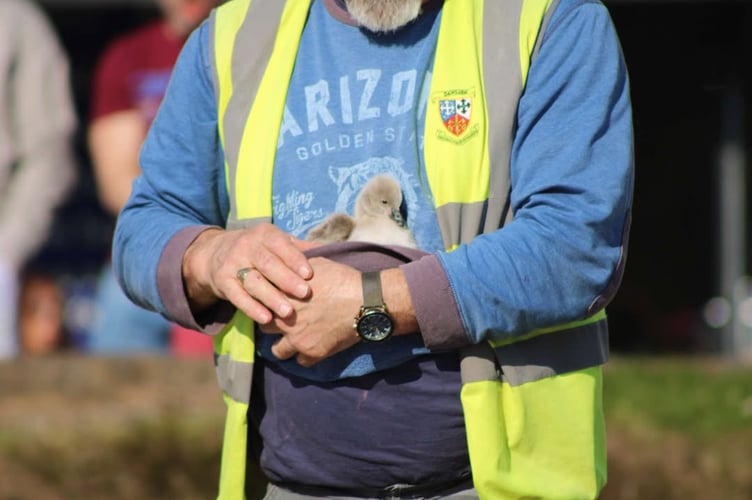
[432,88,479,144]
[439,98,472,137]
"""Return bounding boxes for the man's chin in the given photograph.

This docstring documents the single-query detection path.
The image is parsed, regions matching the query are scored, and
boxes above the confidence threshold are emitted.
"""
[345,0,423,33]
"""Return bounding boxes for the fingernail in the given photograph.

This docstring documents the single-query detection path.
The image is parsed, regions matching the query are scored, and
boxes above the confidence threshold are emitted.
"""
[297,283,309,298]
[279,303,292,317]
[299,266,313,279]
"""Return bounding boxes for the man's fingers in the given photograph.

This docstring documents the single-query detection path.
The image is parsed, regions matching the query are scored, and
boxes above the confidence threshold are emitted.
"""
[224,280,273,324]
[295,353,317,368]
[271,335,297,360]
[250,248,311,300]
[293,238,321,253]
[263,232,313,281]
[234,265,295,318]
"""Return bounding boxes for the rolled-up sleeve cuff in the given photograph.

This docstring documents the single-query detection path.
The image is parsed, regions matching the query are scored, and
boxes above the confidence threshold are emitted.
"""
[401,254,471,350]
[157,225,235,335]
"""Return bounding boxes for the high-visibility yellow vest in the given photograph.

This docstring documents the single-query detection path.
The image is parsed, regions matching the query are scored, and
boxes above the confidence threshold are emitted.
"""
[210,1,609,498]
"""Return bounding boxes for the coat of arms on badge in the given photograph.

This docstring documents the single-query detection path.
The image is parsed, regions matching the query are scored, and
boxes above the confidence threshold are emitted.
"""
[439,97,471,136]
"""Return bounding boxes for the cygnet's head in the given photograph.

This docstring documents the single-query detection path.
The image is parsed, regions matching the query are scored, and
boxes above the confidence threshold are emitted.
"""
[354,175,404,221]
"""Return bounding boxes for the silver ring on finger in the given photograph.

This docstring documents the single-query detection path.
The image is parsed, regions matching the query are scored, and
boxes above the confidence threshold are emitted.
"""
[236,267,254,286]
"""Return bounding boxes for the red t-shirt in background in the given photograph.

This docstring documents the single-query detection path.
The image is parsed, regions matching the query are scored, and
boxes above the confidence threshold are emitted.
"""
[89,20,184,124]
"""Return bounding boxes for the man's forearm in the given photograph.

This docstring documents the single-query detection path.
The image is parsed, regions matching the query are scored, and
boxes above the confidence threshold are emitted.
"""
[181,227,225,312]
[381,267,419,336]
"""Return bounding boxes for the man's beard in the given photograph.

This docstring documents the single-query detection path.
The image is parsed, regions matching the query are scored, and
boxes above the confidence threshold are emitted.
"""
[344,0,423,33]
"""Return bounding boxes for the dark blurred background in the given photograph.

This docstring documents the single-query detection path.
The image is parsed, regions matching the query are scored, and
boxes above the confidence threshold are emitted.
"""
[30,0,752,358]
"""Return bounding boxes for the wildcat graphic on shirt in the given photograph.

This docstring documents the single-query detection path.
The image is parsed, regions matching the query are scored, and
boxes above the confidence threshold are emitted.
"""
[307,174,417,249]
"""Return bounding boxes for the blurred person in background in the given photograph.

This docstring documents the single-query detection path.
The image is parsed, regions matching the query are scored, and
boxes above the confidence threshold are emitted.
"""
[17,268,69,356]
[0,0,77,359]
[87,0,220,355]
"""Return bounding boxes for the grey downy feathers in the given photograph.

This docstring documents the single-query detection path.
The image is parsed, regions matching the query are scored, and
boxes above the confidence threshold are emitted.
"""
[306,175,417,249]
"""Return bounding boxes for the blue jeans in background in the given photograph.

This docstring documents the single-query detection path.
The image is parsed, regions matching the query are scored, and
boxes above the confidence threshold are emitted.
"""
[88,263,171,355]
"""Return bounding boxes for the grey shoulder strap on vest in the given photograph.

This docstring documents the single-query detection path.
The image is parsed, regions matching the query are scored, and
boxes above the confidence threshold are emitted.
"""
[481,0,524,235]
[210,0,288,228]
[480,0,560,234]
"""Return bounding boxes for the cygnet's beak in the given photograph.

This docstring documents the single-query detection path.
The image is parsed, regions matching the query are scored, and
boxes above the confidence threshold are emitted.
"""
[390,208,406,227]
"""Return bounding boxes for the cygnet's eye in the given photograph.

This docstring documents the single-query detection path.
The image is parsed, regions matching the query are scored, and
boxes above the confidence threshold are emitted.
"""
[381,199,388,205]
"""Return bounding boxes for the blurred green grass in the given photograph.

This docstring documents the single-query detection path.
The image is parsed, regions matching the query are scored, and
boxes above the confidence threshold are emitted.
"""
[0,355,750,499]
[601,357,752,500]
[603,356,752,439]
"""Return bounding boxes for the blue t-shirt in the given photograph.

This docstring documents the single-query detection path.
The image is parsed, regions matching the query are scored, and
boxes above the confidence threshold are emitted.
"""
[272,3,443,252]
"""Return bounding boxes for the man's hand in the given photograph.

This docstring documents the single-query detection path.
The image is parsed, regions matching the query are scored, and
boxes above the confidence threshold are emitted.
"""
[260,257,362,367]
[182,224,317,324]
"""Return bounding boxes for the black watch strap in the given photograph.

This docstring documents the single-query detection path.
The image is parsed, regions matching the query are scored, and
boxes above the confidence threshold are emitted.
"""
[362,271,383,307]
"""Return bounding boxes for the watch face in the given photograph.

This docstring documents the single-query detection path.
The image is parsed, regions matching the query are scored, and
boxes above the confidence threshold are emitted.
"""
[357,310,394,342]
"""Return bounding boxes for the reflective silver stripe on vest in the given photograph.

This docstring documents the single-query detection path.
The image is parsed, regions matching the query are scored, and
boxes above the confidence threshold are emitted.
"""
[215,0,287,228]
[460,318,609,387]
[215,353,254,404]
[226,216,270,231]
[482,0,523,236]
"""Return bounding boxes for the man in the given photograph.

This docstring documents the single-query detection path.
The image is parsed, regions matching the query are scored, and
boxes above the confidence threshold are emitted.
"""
[114,0,634,498]
[0,0,77,359]
[88,0,220,354]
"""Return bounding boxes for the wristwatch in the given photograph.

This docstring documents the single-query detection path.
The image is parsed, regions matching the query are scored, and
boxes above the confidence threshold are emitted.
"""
[354,271,394,342]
